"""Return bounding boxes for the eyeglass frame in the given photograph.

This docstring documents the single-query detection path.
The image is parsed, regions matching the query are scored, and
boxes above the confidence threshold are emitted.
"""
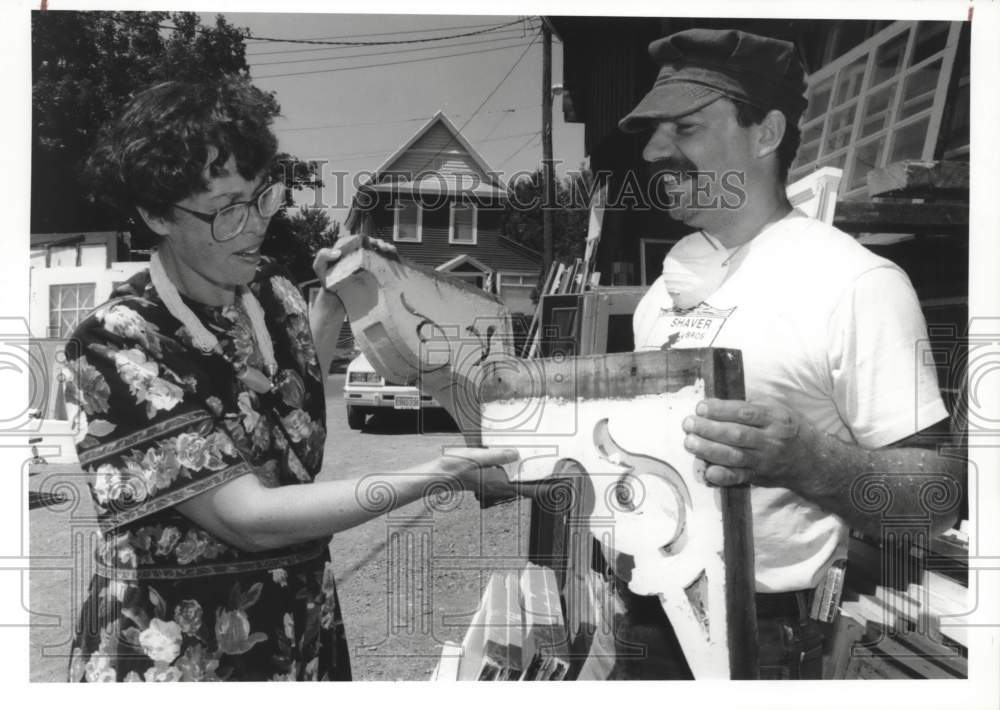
[171,181,286,242]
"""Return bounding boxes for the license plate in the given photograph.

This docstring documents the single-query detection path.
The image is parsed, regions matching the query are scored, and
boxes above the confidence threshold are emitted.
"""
[394,395,420,410]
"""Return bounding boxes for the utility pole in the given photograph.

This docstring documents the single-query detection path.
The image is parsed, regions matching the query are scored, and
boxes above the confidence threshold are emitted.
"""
[541,20,555,273]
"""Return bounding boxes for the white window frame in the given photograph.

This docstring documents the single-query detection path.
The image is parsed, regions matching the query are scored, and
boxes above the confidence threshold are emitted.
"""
[392,200,423,243]
[449,272,486,289]
[789,21,962,199]
[497,271,538,291]
[49,282,96,338]
[496,271,538,310]
[448,200,478,245]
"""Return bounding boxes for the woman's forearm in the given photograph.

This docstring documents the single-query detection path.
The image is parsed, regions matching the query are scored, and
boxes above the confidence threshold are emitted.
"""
[178,463,454,551]
[176,447,518,552]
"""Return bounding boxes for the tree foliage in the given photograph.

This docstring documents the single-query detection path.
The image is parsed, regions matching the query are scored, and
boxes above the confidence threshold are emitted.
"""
[263,204,341,284]
[31,9,324,251]
[500,165,595,266]
[32,11,258,233]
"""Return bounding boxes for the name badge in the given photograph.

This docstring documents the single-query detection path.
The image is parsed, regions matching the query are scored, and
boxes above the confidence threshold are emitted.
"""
[644,304,736,350]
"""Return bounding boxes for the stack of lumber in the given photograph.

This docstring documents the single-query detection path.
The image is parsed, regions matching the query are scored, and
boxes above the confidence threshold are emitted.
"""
[520,182,607,359]
[827,523,969,679]
[520,258,592,359]
[431,563,571,680]
[834,159,968,235]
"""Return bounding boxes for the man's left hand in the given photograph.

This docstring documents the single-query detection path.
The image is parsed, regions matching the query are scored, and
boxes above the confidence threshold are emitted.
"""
[681,397,820,488]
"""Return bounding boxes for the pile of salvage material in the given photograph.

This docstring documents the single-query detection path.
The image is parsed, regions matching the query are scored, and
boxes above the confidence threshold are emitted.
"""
[826,523,969,679]
[431,563,570,681]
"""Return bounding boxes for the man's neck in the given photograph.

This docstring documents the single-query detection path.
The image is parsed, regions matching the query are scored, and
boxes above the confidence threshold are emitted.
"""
[705,185,792,249]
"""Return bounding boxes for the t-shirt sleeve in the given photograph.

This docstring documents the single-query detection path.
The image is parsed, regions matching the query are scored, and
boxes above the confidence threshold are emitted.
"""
[826,266,949,449]
[633,275,666,350]
[64,308,252,533]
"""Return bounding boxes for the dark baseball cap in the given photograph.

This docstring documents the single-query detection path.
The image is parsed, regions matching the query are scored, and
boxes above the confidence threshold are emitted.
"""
[619,28,808,132]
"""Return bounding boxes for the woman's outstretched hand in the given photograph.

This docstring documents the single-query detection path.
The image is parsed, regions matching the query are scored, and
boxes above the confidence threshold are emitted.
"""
[435,446,520,487]
[436,446,520,474]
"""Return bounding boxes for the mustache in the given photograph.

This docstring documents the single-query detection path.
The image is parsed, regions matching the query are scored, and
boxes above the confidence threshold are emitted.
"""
[646,157,698,189]
[645,158,700,182]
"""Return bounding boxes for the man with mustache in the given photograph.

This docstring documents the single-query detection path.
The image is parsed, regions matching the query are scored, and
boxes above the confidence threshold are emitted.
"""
[584,28,964,680]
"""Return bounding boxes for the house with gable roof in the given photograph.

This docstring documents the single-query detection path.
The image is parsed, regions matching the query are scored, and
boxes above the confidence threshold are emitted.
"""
[345,111,542,316]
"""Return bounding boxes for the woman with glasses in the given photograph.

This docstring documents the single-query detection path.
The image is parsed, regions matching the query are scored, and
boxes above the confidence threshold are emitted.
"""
[64,77,516,682]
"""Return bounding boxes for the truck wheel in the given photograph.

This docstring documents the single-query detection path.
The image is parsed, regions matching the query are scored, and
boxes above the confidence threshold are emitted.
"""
[347,406,366,430]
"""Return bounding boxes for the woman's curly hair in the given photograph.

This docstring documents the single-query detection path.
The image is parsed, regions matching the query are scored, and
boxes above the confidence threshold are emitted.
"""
[86,76,279,220]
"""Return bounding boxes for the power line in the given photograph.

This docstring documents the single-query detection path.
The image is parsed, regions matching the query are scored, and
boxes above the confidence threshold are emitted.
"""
[252,40,535,80]
[275,114,433,133]
[244,17,527,47]
[246,19,519,45]
[480,108,517,142]
[398,31,540,185]
[245,20,538,55]
[303,130,542,163]
[460,33,540,133]
[498,134,541,169]
[274,105,532,133]
[249,30,529,68]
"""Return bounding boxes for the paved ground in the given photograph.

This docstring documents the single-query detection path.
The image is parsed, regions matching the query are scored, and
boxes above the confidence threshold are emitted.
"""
[28,373,531,681]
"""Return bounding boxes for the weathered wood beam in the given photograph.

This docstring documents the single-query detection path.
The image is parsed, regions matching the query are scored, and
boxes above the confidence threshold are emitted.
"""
[866,160,969,199]
[833,201,968,235]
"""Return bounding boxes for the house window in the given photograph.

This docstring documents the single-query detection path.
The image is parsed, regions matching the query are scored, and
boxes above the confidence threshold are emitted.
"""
[446,263,489,290]
[497,272,537,314]
[789,21,963,199]
[393,201,422,243]
[49,283,95,338]
[450,273,484,289]
[449,201,477,245]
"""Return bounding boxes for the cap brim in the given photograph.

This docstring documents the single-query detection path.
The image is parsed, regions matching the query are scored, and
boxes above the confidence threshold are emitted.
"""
[619,82,723,133]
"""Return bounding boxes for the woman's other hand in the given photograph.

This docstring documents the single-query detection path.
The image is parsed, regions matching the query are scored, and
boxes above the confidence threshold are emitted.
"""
[312,246,345,288]
[312,238,396,285]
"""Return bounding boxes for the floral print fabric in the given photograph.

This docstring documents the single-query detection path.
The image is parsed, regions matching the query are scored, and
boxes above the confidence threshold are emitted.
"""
[65,258,350,681]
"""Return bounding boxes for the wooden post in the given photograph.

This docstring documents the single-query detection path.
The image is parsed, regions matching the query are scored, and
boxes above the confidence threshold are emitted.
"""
[542,23,555,274]
[705,348,758,679]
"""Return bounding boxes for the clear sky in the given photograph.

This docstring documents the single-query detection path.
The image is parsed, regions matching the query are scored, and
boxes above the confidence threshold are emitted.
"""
[218,13,587,228]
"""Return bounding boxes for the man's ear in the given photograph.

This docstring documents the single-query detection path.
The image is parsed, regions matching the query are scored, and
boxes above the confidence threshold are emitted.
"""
[135,206,172,237]
[755,109,787,159]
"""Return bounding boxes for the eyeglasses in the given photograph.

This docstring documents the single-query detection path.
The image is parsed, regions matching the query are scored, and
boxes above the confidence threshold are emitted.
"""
[172,181,286,242]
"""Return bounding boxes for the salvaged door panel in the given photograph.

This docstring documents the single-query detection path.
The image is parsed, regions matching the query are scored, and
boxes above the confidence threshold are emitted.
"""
[479,349,757,679]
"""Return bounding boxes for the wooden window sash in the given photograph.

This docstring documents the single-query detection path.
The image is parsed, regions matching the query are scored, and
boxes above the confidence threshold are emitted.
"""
[449,201,478,245]
[49,282,96,338]
[392,201,423,243]
[792,21,961,193]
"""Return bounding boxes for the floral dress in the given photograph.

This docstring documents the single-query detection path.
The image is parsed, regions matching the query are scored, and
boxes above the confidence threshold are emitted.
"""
[64,258,351,682]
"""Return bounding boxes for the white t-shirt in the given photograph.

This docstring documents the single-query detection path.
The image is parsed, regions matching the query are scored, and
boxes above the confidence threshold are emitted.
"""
[633,209,948,592]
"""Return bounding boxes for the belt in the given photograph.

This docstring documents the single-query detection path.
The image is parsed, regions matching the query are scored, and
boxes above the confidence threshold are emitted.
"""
[754,590,813,620]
